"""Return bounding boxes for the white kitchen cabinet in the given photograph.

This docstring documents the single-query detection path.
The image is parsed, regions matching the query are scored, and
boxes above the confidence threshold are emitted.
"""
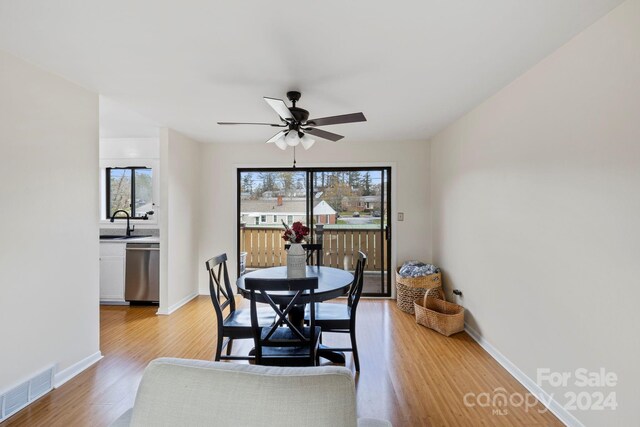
[99,242,127,304]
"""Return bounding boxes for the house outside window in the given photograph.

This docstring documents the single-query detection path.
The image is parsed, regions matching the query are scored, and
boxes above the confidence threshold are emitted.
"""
[260,215,267,223]
[287,215,293,224]
[273,215,277,223]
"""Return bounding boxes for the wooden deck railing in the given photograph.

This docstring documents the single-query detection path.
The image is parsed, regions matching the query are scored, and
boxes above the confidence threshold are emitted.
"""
[240,225,387,272]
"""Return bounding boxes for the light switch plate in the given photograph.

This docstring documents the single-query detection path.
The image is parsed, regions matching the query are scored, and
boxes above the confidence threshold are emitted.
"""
[398,212,404,221]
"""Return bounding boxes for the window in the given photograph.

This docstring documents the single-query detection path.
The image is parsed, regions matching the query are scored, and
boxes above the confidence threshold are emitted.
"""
[273,215,277,223]
[106,167,153,219]
[260,215,267,223]
[287,215,293,224]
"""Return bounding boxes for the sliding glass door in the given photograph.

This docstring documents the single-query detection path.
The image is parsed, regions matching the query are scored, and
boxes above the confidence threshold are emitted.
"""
[237,167,391,297]
[238,170,309,270]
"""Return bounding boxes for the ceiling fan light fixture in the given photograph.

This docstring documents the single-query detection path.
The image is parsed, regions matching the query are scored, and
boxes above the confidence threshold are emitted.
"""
[285,130,300,146]
[274,134,288,150]
[300,134,315,150]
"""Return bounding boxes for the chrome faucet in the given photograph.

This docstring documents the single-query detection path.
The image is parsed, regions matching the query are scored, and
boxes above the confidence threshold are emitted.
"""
[110,209,134,236]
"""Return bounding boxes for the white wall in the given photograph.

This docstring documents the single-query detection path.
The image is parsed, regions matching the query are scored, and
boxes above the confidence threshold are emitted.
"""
[158,129,202,314]
[99,137,160,227]
[99,137,159,159]
[429,1,640,425]
[0,50,100,390]
[198,139,431,293]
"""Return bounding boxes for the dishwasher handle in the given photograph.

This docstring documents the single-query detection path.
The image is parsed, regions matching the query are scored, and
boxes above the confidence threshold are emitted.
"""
[126,247,160,251]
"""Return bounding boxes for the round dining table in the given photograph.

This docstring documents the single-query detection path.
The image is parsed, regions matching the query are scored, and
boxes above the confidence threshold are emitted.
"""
[236,265,354,304]
[236,265,354,364]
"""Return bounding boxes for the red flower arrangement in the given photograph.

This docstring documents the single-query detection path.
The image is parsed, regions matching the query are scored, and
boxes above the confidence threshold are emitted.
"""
[282,220,309,244]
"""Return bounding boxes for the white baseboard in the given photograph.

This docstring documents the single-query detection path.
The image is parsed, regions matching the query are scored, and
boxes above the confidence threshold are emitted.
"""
[157,291,198,315]
[464,324,584,427]
[54,351,103,388]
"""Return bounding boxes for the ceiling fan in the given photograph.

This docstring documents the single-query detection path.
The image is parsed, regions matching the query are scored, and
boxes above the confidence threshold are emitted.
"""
[217,91,366,150]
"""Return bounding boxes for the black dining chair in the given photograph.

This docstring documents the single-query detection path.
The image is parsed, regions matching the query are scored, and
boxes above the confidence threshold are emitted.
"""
[305,251,367,371]
[205,253,276,361]
[245,277,321,367]
[284,243,323,267]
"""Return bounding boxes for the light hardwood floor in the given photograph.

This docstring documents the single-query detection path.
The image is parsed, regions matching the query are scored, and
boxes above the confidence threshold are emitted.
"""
[1,297,562,426]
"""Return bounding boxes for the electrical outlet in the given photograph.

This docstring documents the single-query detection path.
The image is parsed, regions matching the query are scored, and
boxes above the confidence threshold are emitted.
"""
[397,212,404,221]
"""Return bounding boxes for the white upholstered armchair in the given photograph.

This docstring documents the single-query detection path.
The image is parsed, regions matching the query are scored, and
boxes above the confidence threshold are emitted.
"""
[111,358,391,427]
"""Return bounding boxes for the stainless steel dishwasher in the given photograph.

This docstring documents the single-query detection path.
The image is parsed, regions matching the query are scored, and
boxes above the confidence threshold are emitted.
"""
[125,243,160,303]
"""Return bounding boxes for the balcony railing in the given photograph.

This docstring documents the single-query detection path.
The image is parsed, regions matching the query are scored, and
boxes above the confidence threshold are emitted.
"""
[240,224,387,272]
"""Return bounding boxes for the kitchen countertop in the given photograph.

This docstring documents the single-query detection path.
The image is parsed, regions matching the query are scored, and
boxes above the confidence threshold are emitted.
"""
[100,236,160,244]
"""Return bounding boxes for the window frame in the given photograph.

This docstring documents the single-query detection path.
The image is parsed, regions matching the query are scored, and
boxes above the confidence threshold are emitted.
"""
[105,166,153,220]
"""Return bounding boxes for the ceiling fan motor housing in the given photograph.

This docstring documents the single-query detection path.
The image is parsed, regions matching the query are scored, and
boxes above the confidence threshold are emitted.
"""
[289,107,309,123]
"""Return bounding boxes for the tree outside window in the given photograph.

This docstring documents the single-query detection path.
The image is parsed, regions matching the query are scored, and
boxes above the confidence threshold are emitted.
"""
[107,167,153,218]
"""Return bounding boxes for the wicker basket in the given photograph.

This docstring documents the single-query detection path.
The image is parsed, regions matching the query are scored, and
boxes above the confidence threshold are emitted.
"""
[414,295,465,336]
[395,268,443,314]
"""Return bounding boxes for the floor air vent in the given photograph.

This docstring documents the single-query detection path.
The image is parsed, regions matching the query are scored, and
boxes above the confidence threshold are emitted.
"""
[0,366,53,422]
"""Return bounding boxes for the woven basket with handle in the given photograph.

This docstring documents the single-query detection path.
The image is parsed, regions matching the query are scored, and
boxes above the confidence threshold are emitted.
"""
[414,295,465,336]
[395,268,443,314]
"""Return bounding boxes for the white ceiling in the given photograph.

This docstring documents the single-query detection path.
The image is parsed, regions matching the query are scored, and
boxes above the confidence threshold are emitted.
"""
[0,0,624,144]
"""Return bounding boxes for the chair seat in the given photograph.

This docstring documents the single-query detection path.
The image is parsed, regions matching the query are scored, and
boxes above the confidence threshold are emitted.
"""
[260,325,322,345]
[258,326,322,367]
[224,306,275,329]
[261,345,316,358]
[306,302,351,320]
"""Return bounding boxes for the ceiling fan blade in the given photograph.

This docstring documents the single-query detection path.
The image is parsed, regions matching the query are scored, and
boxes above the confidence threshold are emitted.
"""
[217,122,286,126]
[266,130,286,144]
[303,127,344,142]
[306,112,366,127]
[264,97,293,121]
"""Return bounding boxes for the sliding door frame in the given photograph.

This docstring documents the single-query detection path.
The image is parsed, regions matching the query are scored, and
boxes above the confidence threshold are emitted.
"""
[236,166,393,297]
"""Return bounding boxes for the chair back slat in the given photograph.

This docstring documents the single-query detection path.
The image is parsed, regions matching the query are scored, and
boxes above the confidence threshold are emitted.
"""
[303,243,323,267]
[259,289,308,342]
[205,253,236,322]
[348,252,367,309]
[245,277,319,292]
